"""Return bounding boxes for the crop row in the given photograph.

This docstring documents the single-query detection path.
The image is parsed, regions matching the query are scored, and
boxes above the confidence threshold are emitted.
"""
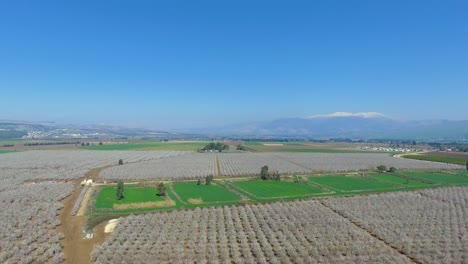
[100,152,464,180]
[100,153,218,180]
[0,150,190,180]
[0,170,74,264]
[92,200,411,264]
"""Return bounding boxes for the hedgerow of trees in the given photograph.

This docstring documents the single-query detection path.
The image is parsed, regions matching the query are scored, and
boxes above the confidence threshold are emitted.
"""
[202,142,229,152]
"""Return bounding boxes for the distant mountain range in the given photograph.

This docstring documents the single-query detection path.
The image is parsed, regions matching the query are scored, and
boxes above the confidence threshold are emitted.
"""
[2,112,468,141]
[190,113,468,141]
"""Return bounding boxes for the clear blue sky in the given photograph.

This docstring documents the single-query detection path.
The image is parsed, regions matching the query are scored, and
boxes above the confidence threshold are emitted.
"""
[1,0,467,129]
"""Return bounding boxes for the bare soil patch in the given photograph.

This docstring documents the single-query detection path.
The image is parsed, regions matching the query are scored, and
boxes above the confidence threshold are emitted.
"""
[57,167,110,264]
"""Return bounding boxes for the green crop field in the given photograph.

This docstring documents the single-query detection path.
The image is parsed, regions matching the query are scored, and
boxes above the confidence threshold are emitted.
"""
[0,150,16,154]
[233,180,325,198]
[453,170,468,176]
[308,175,398,191]
[402,154,468,165]
[82,141,209,151]
[399,171,468,185]
[95,186,165,209]
[172,182,241,203]
[368,173,432,187]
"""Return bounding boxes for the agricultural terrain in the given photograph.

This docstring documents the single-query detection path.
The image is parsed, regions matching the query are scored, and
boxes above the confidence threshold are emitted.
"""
[403,152,468,165]
[0,148,466,263]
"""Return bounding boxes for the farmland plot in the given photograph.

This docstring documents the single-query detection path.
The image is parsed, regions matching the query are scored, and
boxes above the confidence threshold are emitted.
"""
[308,175,397,192]
[419,186,468,205]
[324,189,468,264]
[399,171,468,185]
[0,169,74,264]
[92,201,412,264]
[0,150,190,180]
[100,153,217,180]
[276,153,464,172]
[218,153,309,176]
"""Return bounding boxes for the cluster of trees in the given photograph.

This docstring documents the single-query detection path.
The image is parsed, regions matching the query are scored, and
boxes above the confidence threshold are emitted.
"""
[428,142,468,152]
[199,175,214,185]
[260,165,281,181]
[116,180,124,200]
[376,165,396,173]
[201,142,229,152]
[157,183,166,197]
[24,141,79,146]
[236,144,246,151]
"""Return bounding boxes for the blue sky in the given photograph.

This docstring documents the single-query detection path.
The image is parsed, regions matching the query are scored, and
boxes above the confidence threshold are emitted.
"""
[0,0,467,129]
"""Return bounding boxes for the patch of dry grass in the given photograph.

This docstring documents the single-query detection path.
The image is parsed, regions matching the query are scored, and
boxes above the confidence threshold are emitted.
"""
[113,200,175,210]
[187,198,203,204]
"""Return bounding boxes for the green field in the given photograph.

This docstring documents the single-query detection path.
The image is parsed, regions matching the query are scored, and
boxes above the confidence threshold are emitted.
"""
[82,141,209,151]
[399,171,468,185]
[368,173,432,187]
[0,150,16,154]
[95,186,166,209]
[402,154,468,165]
[453,170,468,176]
[308,175,398,191]
[233,180,325,198]
[172,182,241,203]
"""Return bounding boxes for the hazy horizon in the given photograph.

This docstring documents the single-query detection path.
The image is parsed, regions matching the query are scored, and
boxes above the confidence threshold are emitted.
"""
[1,1,467,129]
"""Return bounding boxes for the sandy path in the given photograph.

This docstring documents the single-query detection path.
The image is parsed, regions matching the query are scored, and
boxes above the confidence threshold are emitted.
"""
[57,167,111,264]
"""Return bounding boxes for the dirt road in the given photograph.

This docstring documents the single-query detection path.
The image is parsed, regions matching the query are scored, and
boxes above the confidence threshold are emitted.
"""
[57,167,110,264]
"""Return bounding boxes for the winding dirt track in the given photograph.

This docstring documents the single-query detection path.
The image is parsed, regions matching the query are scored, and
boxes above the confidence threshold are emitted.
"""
[57,167,110,264]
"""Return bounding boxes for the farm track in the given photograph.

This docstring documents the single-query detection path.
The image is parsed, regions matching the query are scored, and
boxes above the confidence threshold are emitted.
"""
[215,181,249,200]
[168,182,187,205]
[318,200,423,264]
[216,155,221,177]
[57,167,110,264]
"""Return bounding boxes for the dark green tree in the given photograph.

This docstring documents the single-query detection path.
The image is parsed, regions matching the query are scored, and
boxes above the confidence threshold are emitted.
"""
[271,171,281,181]
[388,167,397,173]
[157,182,166,197]
[118,159,123,165]
[260,165,270,180]
[236,144,246,151]
[466,161,468,170]
[205,175,214,185]
[197,179,201,185]
[377,165,387,172]
[116,180,124,200]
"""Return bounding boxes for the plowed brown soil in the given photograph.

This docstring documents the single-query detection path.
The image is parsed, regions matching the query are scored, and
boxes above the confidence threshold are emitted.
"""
[57,167,110,264]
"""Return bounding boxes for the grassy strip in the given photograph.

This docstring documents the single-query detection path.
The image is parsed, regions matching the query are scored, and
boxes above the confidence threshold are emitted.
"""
[367,173,432,187]
[0,150,17,154]
[398,171,468,185]
[402,154,467,165]
[95,186,165,209]
[172,182,241,203]
[113,200,175,210]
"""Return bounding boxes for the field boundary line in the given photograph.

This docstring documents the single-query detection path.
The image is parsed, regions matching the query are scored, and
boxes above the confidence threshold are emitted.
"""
[318,200,423,264]
[167,182,187,205]
[215,180,249,200]
[273,155,314,172]
[216,155,221,177]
